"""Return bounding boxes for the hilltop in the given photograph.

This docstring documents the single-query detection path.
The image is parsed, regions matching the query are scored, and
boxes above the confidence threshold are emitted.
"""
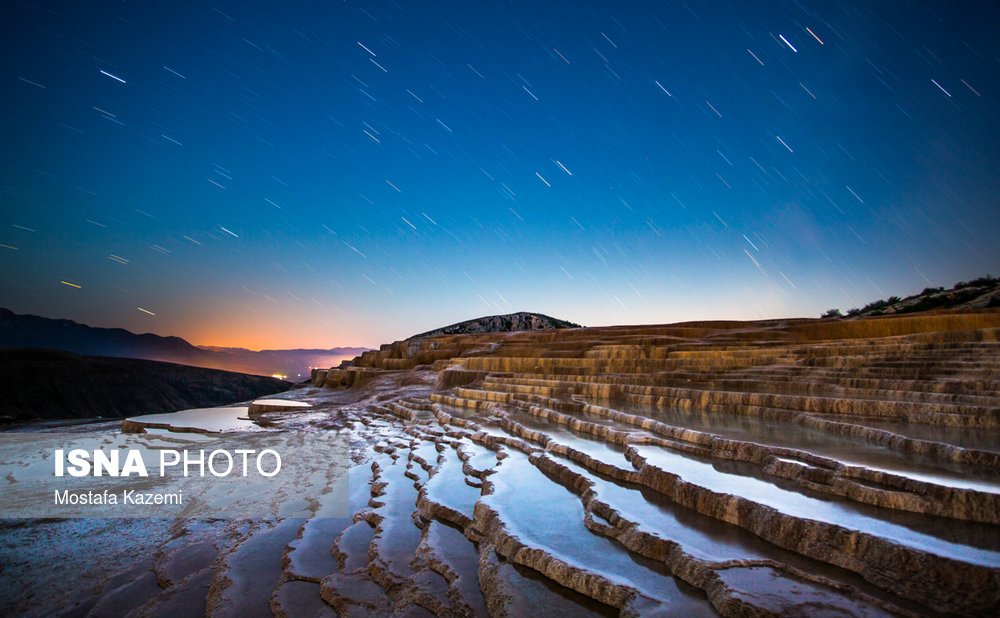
[411,311,581,338]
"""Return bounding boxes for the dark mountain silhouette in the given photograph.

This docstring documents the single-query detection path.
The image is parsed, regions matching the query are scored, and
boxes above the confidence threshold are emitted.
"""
[0,348,290,423]
[412,311,581,338]
[0,308,368,378]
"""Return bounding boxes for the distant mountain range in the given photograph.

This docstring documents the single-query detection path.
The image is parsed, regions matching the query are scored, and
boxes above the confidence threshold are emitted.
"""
[411,311,581,338]
[0,308,368,379]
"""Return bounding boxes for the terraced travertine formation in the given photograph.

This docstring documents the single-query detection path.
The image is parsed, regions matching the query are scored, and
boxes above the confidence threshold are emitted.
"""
[3,310,1000,617]
[306,310,1000,616]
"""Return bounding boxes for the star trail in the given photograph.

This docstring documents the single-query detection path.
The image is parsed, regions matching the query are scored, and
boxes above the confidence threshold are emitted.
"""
[1,0,997,349]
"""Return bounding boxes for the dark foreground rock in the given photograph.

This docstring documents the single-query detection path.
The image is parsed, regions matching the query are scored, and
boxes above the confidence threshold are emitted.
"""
[0,348,290,422]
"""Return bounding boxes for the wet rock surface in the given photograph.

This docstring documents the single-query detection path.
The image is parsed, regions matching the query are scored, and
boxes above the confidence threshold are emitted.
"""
[3,311,1000,616]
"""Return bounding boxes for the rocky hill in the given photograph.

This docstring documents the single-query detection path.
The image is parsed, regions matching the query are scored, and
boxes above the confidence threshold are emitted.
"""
[0,348,290,423]
[823,274,1000,318]
[412,311,581,338]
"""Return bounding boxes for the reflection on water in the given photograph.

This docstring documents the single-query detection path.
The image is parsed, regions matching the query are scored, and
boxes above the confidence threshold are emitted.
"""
[598,400,1000,494]
[485,450,713,613]
[127,406,258,433]
[423,449,481,519]
[505,409,633,470]
[459,398,1000,567]
[717,566,893,617]
[634,444,1000,566]
[549,451,774,563]
[820,416,1000,453]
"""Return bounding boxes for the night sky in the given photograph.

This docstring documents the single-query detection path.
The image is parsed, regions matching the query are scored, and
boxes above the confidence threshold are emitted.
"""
[2,1,997,349]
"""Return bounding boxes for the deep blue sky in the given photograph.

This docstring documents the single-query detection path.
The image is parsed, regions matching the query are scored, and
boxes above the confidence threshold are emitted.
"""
[2,0,997,349]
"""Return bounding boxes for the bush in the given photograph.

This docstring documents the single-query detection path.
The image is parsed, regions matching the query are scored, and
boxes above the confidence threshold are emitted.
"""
[821,308,843,319]
[860,299,887,313]
[846,307,862,317]
[959,275,998,289]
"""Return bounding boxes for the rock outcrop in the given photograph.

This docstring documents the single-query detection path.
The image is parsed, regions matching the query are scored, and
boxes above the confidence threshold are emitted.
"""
[411,311,581,338]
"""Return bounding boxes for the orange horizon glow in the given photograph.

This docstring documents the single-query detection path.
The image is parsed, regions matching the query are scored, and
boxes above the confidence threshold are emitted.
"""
[186,329,376,352]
